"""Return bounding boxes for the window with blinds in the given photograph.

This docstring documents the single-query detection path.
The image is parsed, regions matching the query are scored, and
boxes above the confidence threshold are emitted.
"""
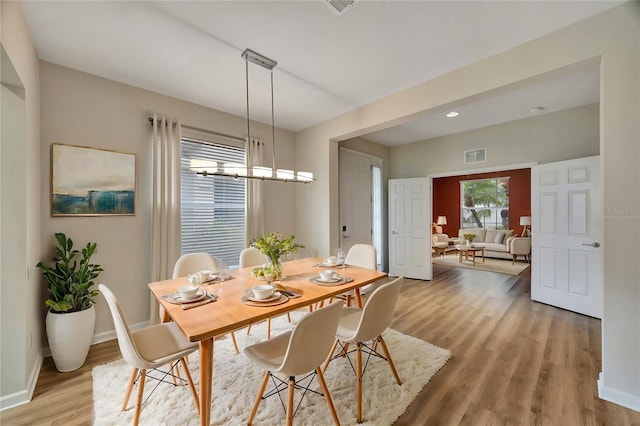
[181,136,246,267]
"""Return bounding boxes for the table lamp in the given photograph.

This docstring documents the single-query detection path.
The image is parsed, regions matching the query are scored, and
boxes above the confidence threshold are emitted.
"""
[436,216,447,232]
[520,216,531,237]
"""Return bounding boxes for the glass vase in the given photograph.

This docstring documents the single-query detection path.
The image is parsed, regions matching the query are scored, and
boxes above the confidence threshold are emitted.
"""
[265,259,283,282]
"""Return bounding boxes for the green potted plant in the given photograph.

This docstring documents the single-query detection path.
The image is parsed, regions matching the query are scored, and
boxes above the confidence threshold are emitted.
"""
[463,233,476,247]
[252,232,304,281]
[37,233,103,372]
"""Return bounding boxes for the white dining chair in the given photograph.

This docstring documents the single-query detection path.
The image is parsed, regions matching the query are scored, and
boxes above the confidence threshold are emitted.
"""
[323,276,404,423]
[99,284,199,426]
[172,252,239,353]
[244,301,344,426]
[332,244,378,306]
[240,247,293,339]
[240,247,268,269]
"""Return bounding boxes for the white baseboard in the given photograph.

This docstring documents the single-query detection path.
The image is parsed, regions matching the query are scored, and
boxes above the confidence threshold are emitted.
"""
[91,319,149,345]
[14,320,150,411]
[0,351,43,411]
[598,372,640,412]
[42,319,150,358]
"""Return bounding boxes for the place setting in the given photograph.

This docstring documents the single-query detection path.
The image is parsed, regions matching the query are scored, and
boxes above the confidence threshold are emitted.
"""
[241,284,290,307]
[187,265,232,286]
[161,284,217,310]
[309,268,354,287]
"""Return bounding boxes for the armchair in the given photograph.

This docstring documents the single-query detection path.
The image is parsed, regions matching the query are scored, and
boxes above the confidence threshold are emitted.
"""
[431,233,449,258]
[510,237,531,264]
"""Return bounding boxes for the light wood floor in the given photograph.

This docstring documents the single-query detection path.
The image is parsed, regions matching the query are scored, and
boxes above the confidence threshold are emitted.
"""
[3,263,640,425]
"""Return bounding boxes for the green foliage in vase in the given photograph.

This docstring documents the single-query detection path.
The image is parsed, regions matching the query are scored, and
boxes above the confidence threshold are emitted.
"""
[36,233,103,313]
[463,233,476,242]
[252,232,304,264]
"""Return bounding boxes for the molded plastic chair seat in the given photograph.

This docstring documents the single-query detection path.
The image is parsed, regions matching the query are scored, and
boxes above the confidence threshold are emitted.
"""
[131,322,198,366]
[99,284,199,426]
[323,276,404,423]
[244,301,344,426]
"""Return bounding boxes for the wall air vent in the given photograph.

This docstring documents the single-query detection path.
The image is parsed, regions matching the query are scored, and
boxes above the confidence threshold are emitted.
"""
[464,148,487,164]
[326,0,356,15]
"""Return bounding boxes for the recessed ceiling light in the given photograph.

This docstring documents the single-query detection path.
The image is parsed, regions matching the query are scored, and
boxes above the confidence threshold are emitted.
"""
[446,111,459,118]
[528,106,545,113]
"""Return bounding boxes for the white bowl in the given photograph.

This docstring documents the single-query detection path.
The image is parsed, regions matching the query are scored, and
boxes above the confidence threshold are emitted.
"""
[179,285,200,300]
[324,256,339,266]
[319,269,337,281]
[251,284,275,300]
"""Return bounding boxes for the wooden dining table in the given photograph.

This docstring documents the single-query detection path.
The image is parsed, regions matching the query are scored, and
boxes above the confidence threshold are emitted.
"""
[148,256,388,426]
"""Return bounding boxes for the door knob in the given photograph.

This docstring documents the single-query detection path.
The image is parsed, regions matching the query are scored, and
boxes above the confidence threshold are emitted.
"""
[392,230,398,235]
[582,241,601,248]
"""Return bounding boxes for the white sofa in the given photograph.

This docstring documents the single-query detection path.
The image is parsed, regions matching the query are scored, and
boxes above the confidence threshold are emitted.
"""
[457,228,531,262]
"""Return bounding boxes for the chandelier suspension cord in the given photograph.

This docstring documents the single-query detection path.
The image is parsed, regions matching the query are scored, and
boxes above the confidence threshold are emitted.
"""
[246,55,251,143]
[271,69,276,172]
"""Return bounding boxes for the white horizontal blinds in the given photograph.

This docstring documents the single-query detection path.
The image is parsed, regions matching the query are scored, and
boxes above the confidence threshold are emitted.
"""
[181,137,246,267]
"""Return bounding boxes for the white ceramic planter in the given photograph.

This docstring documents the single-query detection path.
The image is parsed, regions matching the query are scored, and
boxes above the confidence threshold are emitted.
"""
[46,305,96,372]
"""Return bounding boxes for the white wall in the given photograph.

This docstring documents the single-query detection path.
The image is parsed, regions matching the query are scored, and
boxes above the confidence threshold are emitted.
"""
[296,3,640,410]
[0,1,42,409]
[391,103,599,178]
[39,62,298,339]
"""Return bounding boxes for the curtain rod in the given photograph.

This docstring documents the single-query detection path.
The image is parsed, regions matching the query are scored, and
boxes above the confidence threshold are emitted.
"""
[147,117,245,143]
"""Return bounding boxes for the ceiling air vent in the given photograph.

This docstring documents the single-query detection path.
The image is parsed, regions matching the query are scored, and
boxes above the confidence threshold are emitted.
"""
[464,148,487,164]
[326,0,356,15]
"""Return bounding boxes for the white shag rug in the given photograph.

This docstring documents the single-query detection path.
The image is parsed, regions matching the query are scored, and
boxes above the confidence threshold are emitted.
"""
[93,312,451,425]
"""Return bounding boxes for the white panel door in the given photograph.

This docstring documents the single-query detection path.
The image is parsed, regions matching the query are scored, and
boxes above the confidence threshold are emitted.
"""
[340,149,373,253]
[389,178,431,280]
[531,156,602,318]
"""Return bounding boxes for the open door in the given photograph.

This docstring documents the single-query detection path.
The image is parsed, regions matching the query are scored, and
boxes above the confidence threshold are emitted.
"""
[531,156,602,318]
[388,178,431,280]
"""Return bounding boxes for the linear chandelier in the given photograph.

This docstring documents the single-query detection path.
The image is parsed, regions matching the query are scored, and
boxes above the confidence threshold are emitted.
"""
[189,48,314,183]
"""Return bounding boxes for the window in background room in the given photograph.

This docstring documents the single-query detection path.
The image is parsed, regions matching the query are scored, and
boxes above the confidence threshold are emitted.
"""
[181,136,246,267]
[461,177,509,229]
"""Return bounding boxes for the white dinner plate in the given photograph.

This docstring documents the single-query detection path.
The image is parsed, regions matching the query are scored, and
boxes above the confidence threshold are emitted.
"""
[246,291,282,303]
[315,276,341,283]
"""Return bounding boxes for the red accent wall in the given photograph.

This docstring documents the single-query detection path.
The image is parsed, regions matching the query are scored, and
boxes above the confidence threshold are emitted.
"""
[433,168,531,236]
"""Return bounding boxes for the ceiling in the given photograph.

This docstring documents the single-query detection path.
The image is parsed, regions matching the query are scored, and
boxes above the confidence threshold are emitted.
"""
[20,1,618,146]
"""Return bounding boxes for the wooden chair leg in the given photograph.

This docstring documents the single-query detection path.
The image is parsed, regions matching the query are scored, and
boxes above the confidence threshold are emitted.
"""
[122,367,138,411]
[340,342,351,357]
[316,367,340,426]
[356,343,363,423]
[286,312,292,323]
[248,371,270,425]
[230,332,239,354]
[247,323,253,335]
[179,358,200,414]
[286,376,295,426]
[134,369,146,426]
[267,318,272,340]
[322,339,340,373]
[378,335,402,385]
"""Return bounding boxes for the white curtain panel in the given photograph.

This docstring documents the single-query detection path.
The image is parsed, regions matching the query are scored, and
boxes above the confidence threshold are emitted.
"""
[245,137,264,245]
[149,115,182,323]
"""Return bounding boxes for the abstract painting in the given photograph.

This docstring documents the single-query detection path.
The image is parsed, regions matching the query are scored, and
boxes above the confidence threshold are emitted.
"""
[51,143,136,216]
